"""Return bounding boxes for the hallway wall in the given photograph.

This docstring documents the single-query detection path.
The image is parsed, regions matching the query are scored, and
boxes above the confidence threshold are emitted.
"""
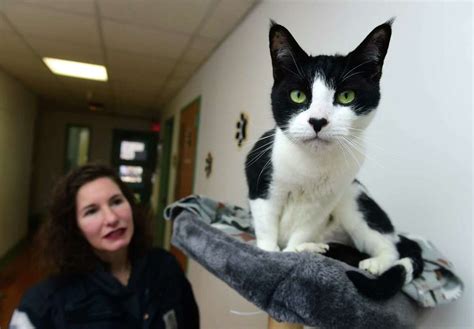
[31,101,152,216]
[0,70,37,258]
[163,1,472,328]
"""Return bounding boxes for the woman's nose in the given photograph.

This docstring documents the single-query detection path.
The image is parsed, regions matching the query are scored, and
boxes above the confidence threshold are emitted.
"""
[103,207,119,225]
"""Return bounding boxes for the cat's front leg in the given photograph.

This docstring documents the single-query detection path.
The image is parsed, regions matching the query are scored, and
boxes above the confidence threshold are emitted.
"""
[333,184,399,275]
[283,227,328,253]
[286,242,330,254]
[250,198,282,252]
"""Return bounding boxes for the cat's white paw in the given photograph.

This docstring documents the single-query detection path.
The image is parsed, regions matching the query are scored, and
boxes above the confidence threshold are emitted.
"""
[257,241,280,252]
[293,242,330,254]
[359,256,393,276]
[396,258,414,284]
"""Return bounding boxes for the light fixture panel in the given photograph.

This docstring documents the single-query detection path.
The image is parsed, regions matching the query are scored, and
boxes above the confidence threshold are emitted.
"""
[43,57,108,81]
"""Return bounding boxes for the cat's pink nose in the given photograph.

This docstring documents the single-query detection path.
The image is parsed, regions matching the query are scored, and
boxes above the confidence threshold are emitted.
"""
[308,118,328,133]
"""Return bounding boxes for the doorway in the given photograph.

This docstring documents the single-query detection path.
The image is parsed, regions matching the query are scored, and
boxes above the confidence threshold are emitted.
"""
[172,98,200,270]
[111,129,158,205]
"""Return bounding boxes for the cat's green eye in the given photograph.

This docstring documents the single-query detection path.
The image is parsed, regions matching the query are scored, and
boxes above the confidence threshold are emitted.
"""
[337,90,356,105]
[290,90,307,104]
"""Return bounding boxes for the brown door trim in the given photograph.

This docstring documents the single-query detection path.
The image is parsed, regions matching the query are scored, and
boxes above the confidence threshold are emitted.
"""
[172,96,201,271]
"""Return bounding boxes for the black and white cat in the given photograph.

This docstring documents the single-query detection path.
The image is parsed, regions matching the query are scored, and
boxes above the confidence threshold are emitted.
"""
[245,20,423,299]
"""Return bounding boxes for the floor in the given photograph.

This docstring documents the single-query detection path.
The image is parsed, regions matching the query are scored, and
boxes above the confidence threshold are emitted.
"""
[0,246,45,328]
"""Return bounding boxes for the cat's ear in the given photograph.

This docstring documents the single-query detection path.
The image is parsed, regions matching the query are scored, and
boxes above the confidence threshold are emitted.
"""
[347,19,393,82]
[269,21,308,81]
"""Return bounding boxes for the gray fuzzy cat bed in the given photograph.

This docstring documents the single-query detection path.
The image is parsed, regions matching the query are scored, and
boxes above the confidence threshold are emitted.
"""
[165,196,462,329]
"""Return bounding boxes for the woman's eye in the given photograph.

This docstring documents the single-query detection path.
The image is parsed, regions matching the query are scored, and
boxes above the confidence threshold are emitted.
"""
[290,90,307,104]
[112,198,124,206]
[84,208,97,217]
[336,90,356,105]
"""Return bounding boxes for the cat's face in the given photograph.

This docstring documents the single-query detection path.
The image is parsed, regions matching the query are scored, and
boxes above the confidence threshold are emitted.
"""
[269,21,392,149]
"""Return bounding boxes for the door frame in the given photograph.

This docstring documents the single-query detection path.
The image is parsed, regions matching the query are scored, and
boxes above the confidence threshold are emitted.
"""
[63,124,92,173]
[171,96,201,271]
[174,96,201,199]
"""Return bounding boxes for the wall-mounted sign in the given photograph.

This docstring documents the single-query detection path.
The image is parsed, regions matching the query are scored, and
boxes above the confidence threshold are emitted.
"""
[205,152,213,178]
[235,112,248,147]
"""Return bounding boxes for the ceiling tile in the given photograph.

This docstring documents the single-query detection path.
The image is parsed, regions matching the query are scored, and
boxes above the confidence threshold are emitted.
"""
[158,93,175,107]
[199,0,256,40]
[0,1,258,117]
[16,0,96,16]
[171,61,200,80]
[103,20,191,59]
[0,31,51,78]
[114,104,156,119]
[0,15,13,31]
[107,51,176,78]
[0,30,34,58]
[59,76,110,89]
[4,3,100,47]
[99,0,212,35]
[113,81,162,101]
[26,36,103,64]
[158,77,187,104]
[181,36,218,64]
[110,70,167,91]
[116,93,156,107]
[22,76,69,99]
[162,78,187,93]
[59,76,111,103]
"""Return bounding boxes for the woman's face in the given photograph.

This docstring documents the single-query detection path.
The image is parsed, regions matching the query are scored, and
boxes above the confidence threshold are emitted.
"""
[76,177,134,258]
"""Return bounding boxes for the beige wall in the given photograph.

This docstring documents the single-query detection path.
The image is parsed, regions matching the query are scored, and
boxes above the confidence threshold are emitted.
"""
[0,70,37,258]
[31,102,152,215]
[163,1,472,328]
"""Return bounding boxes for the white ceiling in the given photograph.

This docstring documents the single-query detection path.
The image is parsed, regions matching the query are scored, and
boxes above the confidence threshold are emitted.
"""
[0,0,259,118]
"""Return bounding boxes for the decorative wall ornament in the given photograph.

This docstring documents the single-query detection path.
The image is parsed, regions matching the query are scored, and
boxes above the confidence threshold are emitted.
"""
[235,112,248,147]
[205,152,213,178]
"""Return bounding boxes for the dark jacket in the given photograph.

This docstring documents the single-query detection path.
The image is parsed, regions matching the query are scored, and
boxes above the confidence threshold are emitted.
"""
[15,248,199,329]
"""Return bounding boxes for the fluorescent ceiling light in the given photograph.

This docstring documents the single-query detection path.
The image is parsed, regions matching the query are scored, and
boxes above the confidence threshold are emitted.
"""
[43,57,108,81]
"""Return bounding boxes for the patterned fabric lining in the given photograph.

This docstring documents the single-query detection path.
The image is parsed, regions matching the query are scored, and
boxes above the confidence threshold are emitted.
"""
[165,195,463,307]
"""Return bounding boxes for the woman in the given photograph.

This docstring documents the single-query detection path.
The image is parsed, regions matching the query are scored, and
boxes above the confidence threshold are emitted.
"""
[9,164,199,329]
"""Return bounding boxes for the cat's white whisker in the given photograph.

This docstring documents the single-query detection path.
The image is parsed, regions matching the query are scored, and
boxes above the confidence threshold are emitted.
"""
[244,131,277,144]
[256,158,272,187]
[246,139,273,154]
[288,49,307,82]
[281,65,304,80]
[246,145,273,168]
[347,133,401,161]
[339,136,362,168]
[335,138,350,169]
[244,139,273,155]
[342,136,386,169]
[341,71,365,82]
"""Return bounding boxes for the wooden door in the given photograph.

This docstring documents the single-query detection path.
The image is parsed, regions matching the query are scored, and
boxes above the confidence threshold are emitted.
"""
[172,98,200,270]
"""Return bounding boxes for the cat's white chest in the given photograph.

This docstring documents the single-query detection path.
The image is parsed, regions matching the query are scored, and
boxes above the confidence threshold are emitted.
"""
[277,176,341,246]
[271,129,359,246]
[272,128,357,196]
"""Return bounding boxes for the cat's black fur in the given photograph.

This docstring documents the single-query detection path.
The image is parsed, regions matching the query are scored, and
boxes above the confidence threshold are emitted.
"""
[245,129,274,200]
[345,236,424,300]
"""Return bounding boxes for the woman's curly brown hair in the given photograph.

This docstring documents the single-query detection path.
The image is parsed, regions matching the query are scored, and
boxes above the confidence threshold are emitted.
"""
[37,163,153,275]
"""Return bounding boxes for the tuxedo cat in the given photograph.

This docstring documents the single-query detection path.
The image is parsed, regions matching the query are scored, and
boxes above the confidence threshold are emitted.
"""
[245,20,423,300]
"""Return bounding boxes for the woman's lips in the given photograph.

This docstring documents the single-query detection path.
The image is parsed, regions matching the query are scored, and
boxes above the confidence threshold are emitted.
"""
[104,228,126,240]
